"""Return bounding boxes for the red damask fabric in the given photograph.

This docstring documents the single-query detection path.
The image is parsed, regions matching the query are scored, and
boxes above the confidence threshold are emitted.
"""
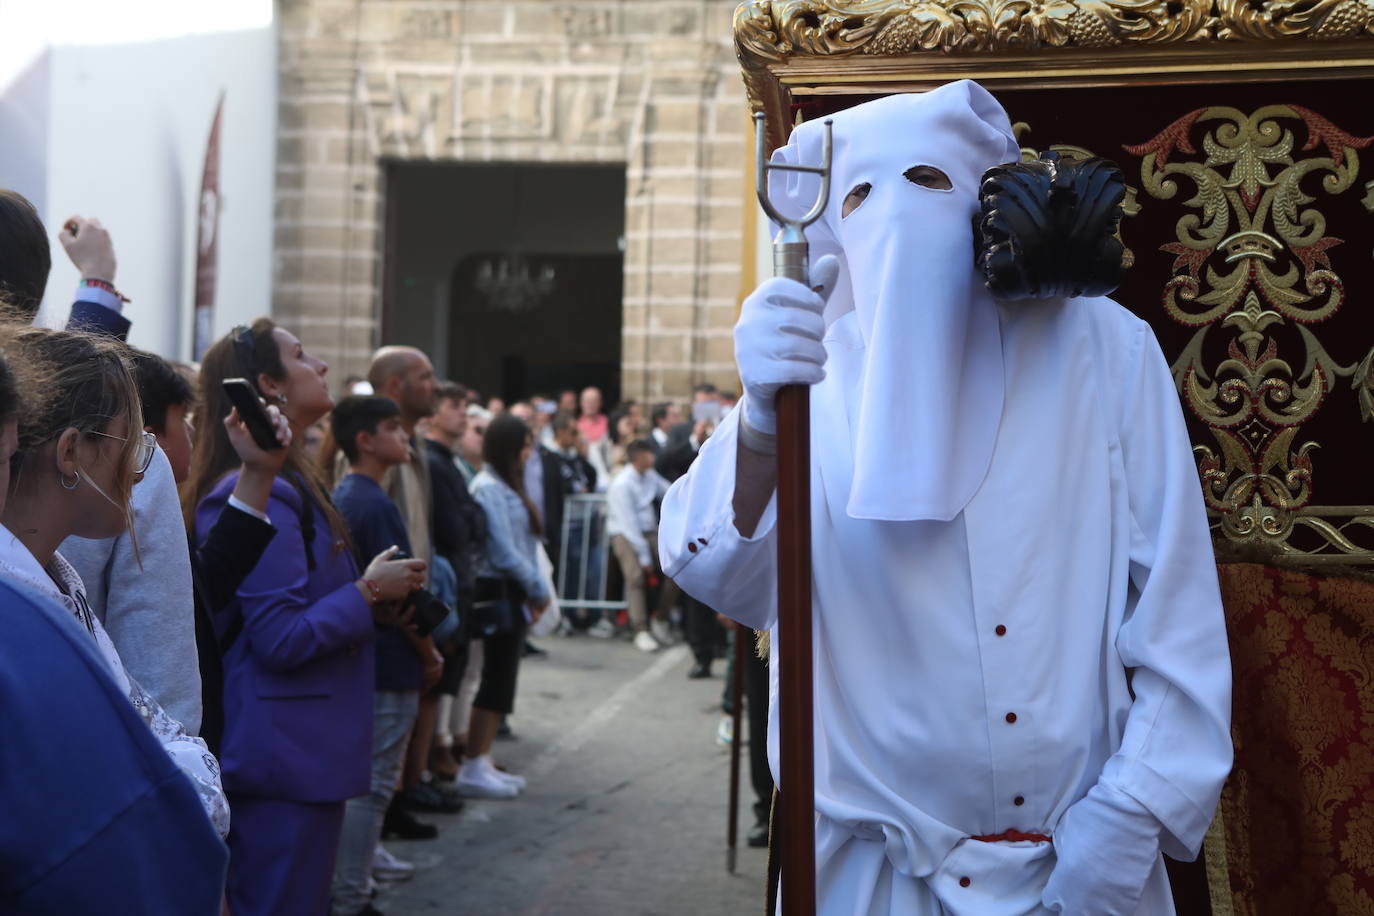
[1217,563,1374,915]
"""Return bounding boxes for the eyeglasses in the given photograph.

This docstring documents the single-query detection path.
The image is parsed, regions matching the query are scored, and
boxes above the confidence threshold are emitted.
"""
[86,429,158,475]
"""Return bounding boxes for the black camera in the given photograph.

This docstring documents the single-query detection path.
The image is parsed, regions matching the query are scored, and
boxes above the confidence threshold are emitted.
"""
[401,587,450,638]
[393,551,452,638]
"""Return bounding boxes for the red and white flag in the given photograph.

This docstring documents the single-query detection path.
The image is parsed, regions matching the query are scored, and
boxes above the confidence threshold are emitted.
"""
[193,94,224,360]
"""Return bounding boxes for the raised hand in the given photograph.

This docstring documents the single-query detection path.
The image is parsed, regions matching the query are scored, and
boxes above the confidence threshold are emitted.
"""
[225,404,291,475]
[226,403,293,517]
[59,216,118,283]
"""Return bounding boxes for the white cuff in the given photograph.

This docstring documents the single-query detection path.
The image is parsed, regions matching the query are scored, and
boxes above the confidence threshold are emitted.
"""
[741,396,777,437]
[228,494,272,525]
[76,284,124,314]
[737,412,777,456]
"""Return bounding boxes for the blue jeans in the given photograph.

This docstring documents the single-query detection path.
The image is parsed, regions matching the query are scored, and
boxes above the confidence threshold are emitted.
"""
[563,515,605,625]
[331,689,419,915]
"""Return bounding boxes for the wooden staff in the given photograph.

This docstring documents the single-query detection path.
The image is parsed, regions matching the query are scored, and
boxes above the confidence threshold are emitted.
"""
[753,112,832,915]
[727,624,746,873]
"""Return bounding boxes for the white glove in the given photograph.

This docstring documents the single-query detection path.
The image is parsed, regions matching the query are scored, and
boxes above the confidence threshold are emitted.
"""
[735,254,840,436]
[1042,782,1162,915]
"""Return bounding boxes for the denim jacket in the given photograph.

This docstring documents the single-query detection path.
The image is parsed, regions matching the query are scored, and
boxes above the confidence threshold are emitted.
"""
[470,469,549,603]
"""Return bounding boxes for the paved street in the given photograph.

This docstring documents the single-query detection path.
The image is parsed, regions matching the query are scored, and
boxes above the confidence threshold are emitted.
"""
[377,634,768,915]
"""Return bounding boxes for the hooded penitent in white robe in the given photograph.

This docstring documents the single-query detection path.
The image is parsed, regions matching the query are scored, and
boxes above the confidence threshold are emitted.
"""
[659,81,1231,915]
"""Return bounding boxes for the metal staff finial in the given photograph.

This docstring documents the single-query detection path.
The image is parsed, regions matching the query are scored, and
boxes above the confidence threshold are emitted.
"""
[754,113,833,285]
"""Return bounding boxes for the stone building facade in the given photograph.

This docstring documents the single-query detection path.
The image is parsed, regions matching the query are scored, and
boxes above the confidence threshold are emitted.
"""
[274,0,749,399]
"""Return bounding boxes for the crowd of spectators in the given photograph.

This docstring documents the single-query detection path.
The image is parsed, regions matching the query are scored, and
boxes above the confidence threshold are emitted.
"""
[0,187,773,915]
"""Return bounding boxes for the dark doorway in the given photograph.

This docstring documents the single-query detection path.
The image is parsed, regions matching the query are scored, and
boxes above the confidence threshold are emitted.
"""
[382,162,625,404]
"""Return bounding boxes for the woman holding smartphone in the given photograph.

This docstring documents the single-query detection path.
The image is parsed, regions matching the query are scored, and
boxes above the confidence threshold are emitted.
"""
[184,319,425,916]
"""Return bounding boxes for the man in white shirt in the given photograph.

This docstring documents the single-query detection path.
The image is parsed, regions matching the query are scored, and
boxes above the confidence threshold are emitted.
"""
[606,439,671,652]
[660,81,1231,914]
[649,401,680,454]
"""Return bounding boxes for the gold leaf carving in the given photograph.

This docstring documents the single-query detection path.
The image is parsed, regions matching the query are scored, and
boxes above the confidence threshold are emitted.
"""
[735,0,1374,62]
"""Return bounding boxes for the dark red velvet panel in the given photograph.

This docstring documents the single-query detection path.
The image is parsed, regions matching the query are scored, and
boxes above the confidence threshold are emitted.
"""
[1217,563,1374,914]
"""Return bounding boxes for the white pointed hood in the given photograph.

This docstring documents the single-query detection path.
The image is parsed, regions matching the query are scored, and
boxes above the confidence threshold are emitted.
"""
[767,81,1021,522]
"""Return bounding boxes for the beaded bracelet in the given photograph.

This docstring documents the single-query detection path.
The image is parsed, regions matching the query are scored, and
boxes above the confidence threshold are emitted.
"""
[81,277,130,303]
[360,578,381,604]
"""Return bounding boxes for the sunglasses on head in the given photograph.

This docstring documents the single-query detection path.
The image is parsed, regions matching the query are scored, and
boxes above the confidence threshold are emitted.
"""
[232,325,257,378]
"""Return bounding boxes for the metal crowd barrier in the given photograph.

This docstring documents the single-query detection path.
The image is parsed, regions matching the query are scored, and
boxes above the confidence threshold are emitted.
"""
[555,493,626,611]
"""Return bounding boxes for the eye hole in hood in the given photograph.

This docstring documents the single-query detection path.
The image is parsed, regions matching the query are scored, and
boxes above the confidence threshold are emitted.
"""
[842,182,871,219]
[842,167,954,220]
[904,165,953,191]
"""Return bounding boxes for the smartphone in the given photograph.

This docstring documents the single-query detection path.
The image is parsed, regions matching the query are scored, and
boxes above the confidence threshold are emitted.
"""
[222,378,284,451]
[691,400,722,424]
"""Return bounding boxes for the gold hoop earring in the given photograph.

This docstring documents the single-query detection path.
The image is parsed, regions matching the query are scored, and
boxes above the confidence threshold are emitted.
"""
[60,470,80,491]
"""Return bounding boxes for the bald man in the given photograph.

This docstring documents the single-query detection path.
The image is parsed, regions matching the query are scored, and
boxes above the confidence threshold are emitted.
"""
[366,347,436,565]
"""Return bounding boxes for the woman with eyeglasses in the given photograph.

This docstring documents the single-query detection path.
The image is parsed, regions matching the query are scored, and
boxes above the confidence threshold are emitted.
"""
[0,325,230,838]
[183,319,425,916]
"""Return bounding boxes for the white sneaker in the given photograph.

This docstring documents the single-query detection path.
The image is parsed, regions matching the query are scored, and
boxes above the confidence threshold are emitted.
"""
[587,618,616,639]
[634,630,661,652]
[480,755,527,790]
[716,714,734,747]
[456,758,519,799]
[650,619,675,646]
[372,843,415,882]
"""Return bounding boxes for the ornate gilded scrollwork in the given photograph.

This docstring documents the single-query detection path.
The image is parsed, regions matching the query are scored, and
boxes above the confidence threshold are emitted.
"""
[735,1,1374,141]
[1126,106,1374,562]
[735,0,1374,60]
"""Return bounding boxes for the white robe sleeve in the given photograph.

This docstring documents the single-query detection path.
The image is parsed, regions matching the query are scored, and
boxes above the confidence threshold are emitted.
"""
[659,407,780,629]
[1096,323,1234,860]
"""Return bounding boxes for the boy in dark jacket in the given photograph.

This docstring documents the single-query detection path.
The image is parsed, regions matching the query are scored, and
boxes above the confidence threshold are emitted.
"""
[330,395,443,914]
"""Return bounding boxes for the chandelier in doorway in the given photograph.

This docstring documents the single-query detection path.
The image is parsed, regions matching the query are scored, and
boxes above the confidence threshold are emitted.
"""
[473,255,555,313]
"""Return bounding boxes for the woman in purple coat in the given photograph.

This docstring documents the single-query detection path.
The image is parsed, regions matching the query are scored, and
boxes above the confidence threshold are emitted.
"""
[184,319,425,916]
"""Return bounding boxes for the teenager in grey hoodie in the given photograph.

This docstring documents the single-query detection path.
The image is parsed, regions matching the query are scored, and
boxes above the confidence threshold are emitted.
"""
[61,353,203,731]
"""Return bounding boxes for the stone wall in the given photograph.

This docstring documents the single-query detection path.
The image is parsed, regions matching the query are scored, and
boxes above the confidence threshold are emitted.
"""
[275,0,748,399]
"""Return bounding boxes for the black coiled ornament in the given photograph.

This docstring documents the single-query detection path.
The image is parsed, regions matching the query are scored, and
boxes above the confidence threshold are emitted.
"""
[975,151,1127,301]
